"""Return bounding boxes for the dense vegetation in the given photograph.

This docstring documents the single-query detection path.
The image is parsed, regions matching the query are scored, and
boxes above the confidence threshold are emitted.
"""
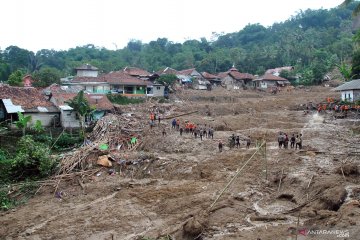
[0,4,358,86]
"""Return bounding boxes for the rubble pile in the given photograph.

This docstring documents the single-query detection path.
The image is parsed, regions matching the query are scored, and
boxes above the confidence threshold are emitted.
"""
[58,113,147,174]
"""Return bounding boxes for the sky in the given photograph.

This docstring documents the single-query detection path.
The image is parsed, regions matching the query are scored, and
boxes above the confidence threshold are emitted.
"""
[0,0,343,52]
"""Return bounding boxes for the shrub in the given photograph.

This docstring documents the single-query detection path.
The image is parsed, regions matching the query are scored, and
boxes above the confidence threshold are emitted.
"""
[11,136,55,180]
[53,132,82,150]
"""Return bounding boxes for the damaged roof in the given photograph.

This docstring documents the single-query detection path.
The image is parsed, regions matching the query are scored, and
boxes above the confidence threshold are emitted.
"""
[229,71,254,80]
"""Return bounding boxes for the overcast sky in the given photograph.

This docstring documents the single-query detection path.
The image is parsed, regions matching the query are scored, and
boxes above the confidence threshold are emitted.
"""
[1,0,343,52]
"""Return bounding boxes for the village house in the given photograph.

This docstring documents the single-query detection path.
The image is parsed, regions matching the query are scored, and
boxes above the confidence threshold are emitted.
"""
[201,72,222,86]
[62,64,166,98]
[218,66,255,90]
[177,68,210,89]
[50,92,114,128]
[0,84,60,127]
[63,64,110,94]
[102,71,152,96]
[333,79,360,102]
[253,73,291,89]
[75,64,99,77]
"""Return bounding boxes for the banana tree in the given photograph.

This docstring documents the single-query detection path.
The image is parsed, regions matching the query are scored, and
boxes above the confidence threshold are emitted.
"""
[15,112,32,136]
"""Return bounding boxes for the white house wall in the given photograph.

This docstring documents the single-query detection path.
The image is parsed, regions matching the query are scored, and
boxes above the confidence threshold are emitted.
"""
[341,90,354,102]
[25,113,58,127]
[77,70,98,77]
[60,109,80,128]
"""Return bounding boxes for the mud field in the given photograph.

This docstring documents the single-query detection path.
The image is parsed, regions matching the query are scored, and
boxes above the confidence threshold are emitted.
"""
[1,86,360,240]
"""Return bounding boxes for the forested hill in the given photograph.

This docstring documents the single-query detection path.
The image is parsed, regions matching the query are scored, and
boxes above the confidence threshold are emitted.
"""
[0,3,358,86]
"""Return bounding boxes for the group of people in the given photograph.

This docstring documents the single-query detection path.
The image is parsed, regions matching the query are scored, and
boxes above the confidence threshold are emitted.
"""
[171,118,215,140]
[277,132,302,150]
[218,134,251,152]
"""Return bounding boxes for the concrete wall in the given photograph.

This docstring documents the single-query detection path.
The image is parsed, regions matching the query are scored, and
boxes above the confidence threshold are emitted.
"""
[76,70,98,77]
[153,86,165,97]
[60,109,80,128]
[25,113,59,127]
[341,90,354,102]
[354,90,360,102]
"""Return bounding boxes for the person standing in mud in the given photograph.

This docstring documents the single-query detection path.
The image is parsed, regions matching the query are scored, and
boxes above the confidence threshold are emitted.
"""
[296,134,303,150]
[278,132,284,149]
[284,134,289,149]
[236,136,240,148]
[180,127,183,136]
[290,134,296,148]
[199,129,203,141]
[172,118,176,129]
[218,141,223,152]
[246,136,251,149]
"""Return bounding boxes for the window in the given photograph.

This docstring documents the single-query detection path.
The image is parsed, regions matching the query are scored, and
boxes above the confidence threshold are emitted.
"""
[156,87,161,90]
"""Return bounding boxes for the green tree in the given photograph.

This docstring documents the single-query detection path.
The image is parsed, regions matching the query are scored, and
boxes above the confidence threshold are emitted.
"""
[32,67,61,87]
[341,0,360,16]
[157,74,178,86]
[336,62,354,81]
[65,90,92,137]
[15,112,32,136]
[7,70,23,86]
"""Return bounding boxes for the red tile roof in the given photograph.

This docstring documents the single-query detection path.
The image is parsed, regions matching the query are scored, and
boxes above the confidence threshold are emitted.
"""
[178,68,196,75]
[258,73,288,81]
[229,66,238,71]
[123,67,151,76]
[103,71,152,86]
[0,84,55,110]
[52,92,113,111]
[217,72,229,79]
[201,72,220,80]
[229,71,254,80]
[157,67,179,75]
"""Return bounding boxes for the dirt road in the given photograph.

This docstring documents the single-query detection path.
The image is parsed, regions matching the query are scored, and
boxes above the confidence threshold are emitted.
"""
[1,86,359,240]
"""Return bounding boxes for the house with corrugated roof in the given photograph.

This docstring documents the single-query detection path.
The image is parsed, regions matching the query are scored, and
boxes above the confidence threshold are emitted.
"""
[0,84,60,127]
[333,79,360,102]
